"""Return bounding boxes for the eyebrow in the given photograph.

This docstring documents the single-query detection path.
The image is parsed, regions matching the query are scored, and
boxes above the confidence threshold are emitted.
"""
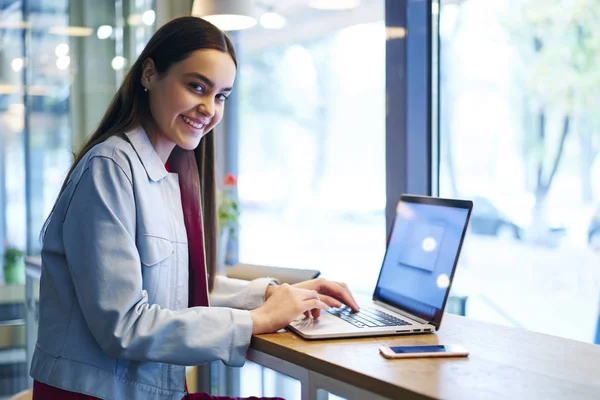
[184,72,232,92]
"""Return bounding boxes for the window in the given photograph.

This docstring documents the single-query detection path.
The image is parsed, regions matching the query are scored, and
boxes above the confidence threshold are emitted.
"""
[235,2,387,295]
[439,0,600,343]
[1,1,28,259]
[0,0,155,258]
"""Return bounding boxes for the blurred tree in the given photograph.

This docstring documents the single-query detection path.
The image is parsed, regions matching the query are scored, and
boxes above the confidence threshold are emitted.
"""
[504,0,600,241]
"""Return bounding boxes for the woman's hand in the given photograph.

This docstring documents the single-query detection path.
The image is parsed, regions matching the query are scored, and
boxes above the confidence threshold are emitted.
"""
[292,278,359,318]
[263,277,359,322]
[251,283,330,334]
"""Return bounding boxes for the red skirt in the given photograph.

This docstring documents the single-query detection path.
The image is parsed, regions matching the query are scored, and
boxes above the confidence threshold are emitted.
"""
[33,380,284,399]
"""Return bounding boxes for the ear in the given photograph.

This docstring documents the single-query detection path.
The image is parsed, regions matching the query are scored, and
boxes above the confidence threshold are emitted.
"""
[140,58,157,90]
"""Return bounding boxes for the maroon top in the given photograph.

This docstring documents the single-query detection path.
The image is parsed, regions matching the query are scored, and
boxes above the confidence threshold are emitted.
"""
[166,159,209,307]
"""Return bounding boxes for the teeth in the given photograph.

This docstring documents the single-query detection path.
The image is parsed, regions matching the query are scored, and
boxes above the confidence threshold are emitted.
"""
[182,115,204,129]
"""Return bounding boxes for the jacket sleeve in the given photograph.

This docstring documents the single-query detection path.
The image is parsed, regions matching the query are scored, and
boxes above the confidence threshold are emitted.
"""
[210,276,274,310]
[63,154,252,367]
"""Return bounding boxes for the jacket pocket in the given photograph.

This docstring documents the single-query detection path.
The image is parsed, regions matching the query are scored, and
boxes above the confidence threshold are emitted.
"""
[138,235,173,267]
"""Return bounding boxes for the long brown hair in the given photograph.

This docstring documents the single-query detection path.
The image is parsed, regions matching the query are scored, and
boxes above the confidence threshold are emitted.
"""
[45,16,236,291]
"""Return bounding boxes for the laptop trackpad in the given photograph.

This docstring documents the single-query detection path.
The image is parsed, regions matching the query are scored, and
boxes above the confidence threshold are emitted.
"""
[288,313,362,334]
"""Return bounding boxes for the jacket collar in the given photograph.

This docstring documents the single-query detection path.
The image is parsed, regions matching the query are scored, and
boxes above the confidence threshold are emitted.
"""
[125,127,169,182]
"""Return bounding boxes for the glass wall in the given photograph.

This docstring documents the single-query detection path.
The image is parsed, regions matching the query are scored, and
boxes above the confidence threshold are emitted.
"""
[235,0,387,296]
[439,0,600,343]
[0,0,155,267]
[0,0,155,396]
[1,0,27,265]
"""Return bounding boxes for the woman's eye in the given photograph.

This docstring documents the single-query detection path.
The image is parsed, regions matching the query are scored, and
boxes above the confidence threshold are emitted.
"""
[189,83,205,93]
[216,94,229,102]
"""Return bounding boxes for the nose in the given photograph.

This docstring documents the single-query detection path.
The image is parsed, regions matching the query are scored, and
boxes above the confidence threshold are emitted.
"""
[198,96,215,118]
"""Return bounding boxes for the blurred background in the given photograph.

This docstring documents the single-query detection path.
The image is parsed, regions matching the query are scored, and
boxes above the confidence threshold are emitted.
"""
[1,0,600,398]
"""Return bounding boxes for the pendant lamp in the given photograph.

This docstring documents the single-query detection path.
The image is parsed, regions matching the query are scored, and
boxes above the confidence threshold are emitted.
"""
[191,0,257,31]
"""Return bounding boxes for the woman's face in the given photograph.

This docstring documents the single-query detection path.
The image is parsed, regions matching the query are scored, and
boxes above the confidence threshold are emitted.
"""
[142,49,236,158]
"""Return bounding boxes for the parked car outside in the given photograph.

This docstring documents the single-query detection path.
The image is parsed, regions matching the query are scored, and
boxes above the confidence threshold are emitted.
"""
[469,196,567,246]
[470,196,522,239]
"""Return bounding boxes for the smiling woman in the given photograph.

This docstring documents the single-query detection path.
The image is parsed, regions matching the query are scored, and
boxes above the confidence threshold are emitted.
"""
[30,14,358,400]
[32,16,243,400]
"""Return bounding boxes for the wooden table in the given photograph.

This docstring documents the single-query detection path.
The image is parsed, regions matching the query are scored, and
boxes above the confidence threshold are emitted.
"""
[248,314,600,400]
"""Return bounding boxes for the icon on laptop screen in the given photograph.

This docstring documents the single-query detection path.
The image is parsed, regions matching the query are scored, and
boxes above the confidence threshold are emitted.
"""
[396,221,445,272]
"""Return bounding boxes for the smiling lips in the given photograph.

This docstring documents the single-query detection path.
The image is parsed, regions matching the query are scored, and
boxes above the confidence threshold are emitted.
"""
[181,114,206,130]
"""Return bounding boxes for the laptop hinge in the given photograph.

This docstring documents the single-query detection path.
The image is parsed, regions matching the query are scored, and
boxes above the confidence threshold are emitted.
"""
[373,300,431,326]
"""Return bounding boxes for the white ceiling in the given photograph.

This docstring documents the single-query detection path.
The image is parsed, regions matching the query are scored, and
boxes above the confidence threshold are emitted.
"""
[239,0,385,52]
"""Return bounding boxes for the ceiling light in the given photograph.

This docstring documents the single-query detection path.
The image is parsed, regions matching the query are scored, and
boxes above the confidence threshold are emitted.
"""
[386,27,407,40]
[97,25,113,39]
[127,14,143,26]
[308,0,360,10]
[260,11,286,30]
[11,58,23,72]
[191,0,257,31]
[55,43,69,57]
[111,56,127,70]
[0,84,47,95]
[142,10,156,26]
[0,20,30,29]
[49,26,93,37]
[8,103,24,115]
[0,84,18,94]
[56,56,70,70]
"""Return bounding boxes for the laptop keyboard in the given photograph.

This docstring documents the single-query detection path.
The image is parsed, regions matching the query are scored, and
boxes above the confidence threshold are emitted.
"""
[327,305,411,328]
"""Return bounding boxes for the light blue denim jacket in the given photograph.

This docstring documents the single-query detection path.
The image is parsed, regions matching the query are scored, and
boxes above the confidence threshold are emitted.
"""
[30,128,272,400]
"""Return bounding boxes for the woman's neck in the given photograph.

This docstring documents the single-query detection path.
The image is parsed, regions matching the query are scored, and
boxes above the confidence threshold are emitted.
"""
[141,121,176,163]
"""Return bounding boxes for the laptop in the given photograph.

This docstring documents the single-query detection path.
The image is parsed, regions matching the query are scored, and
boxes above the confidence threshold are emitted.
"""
[288,194,473,339]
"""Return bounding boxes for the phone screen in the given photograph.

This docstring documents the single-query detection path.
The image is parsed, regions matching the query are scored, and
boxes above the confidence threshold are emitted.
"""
[390,345,450,354]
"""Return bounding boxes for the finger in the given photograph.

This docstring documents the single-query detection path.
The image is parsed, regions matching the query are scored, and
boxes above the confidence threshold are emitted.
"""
[332,281,349,289]
[318,294,342,308]
[296,288,321,301]
[333,281,359,310]
[305,299,330,312]
[294,288,321,309]
[311,307,321,319]
[321,281,360,312]
[332,281,357,303]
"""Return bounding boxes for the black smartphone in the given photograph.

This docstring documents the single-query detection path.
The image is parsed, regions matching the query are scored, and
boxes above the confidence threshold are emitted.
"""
[379,344,469,359]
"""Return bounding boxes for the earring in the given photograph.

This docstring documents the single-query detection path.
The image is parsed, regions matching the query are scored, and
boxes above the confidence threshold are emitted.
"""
[144,87,148,92]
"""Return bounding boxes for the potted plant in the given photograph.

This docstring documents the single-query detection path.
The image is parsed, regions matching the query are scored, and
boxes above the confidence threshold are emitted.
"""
[3,244,25,285]
[217,173,240,273]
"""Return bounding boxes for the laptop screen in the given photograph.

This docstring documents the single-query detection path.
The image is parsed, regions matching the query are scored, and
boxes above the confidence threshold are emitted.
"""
[373,196,472,326]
